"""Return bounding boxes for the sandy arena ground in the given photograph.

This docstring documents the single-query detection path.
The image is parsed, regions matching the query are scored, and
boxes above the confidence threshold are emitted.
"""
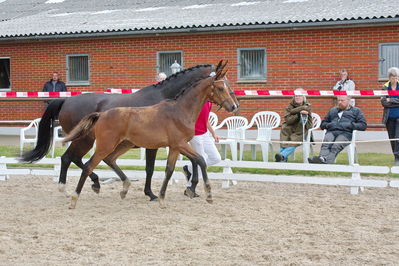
[1,175,399,265]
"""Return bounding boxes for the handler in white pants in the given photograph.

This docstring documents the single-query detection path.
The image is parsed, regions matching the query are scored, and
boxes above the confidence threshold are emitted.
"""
[183,101,221,197]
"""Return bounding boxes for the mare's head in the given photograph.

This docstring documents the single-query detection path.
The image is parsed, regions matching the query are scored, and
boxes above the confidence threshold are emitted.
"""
[222,76,240,113]
[207,60,238,113]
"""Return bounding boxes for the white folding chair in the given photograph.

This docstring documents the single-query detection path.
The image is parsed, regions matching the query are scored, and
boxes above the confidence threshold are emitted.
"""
[238,111,281,162]
[319,129,358,165]
[302,113,321,163]
[20,118,41,155]
[51,126,69,158]
[214,116,248,161]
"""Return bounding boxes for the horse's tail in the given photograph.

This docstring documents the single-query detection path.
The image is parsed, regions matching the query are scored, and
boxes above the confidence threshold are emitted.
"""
[62,113,100,144]
[21,99,65,163]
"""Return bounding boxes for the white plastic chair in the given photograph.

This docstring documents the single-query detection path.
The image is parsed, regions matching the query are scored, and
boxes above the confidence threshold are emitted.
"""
[20,118,41,155]
[238,111,281,162]
[302,113,321,163]
[209,112,218,129]
[51,126,68,158]
[214,116,248,161]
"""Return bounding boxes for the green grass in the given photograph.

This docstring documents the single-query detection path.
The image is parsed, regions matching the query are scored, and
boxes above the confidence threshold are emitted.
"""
[2,145,398,178]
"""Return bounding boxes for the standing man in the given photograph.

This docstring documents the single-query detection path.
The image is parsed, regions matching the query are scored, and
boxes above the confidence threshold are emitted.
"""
[182,101,221,198]
[308,95,367,164]
[42,72,67,105]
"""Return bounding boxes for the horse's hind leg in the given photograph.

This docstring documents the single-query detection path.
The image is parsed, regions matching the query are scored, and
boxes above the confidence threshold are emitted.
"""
[103,141,133,200]
[158,148,179,208]
[179,143,212,203]
[144,149,158,201]
[70,153,104,209]
[60,137,101,194]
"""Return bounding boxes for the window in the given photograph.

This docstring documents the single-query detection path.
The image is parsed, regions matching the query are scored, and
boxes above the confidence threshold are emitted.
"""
[66,54,89,84]
[238,48,266,81]
[379,43,399,79]
[0,58,10,91]
[157,51,183,76]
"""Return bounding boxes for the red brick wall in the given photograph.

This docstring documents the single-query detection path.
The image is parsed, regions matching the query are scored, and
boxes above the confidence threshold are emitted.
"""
[0,25,398,126]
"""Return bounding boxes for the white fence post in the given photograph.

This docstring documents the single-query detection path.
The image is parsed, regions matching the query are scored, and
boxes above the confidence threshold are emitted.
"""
[221,159,236,188]
[52,157,61,182]
[0,156,8,181]
[350,164,361,195]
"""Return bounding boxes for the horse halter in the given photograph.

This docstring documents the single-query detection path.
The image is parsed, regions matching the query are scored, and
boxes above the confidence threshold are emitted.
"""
[209,79,232,111]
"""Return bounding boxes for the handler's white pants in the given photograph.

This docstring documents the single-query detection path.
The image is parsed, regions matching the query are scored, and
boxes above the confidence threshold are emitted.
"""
[186,131,221,187]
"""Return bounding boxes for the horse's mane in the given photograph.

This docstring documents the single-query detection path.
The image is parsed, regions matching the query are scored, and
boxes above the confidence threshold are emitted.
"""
[173,77,207,100]
[154,64,213,88]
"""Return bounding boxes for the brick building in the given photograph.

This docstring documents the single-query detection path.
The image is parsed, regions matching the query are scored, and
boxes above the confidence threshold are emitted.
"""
[0,0,399,126]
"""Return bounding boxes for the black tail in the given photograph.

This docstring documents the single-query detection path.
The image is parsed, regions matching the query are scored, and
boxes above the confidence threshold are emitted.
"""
[20,99,65,163]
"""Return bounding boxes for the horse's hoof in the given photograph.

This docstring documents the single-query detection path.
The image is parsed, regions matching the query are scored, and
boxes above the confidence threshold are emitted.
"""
[184,188,195,199]
[206,198,213,204]
[58,183,66,193]
[91,184,100,194]
[149,197,158,202]
[70,193,78,209]
[120,191,127,199]
[159,199,166,209]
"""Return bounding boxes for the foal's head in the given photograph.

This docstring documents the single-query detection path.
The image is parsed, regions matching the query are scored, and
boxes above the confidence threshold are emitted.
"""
[207,61,238,113]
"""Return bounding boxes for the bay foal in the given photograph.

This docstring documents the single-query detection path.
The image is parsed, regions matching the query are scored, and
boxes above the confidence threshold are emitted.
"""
[63,66,237,208]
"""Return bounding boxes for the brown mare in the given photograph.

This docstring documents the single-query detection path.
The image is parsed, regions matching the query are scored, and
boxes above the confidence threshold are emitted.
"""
[63,64,237,209]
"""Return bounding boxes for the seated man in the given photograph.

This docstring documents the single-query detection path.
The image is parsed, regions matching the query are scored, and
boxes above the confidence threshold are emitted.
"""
[308,95,367,164]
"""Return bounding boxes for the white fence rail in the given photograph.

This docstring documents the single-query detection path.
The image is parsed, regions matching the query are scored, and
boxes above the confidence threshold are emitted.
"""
[0,156,395,195]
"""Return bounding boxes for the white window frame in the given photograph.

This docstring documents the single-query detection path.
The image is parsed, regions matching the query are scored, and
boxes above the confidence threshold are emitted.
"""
[156,50,184,76]
[379,42,399,80]
[237,48,267,82]
[66,54,90,85]
[0,57,11,91]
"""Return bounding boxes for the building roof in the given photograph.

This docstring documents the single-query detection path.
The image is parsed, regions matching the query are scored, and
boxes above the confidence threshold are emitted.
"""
[0,0,398,40]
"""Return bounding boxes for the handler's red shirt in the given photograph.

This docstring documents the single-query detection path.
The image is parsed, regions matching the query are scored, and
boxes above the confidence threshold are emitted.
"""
[195,101,212,135]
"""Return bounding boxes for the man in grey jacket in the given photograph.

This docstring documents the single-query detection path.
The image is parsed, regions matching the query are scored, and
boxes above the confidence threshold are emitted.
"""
[308,95,367,164]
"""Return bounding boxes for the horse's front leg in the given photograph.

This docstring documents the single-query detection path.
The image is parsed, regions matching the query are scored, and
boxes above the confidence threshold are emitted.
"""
[144,149,158,201]
[158,148,179,208]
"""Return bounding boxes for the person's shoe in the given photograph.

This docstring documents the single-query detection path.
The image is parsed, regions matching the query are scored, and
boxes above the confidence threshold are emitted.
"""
[182,165,191,182]
[308,156,326,164]
[275,153,284,162]
[184,188,200,198]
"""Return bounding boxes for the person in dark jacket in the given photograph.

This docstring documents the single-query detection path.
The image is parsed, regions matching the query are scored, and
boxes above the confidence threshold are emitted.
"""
[275,88,312,162]
[308,95,367,164]
[380,67,399,165]
[42,72,67,105]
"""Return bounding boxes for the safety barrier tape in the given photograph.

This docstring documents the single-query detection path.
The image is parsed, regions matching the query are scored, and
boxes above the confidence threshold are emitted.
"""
[0,89,397,98]
[106,89,396,96]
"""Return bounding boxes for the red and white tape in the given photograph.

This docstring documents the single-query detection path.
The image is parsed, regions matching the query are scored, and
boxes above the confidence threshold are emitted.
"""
[0,90,397,98]
[106,89,397,96]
